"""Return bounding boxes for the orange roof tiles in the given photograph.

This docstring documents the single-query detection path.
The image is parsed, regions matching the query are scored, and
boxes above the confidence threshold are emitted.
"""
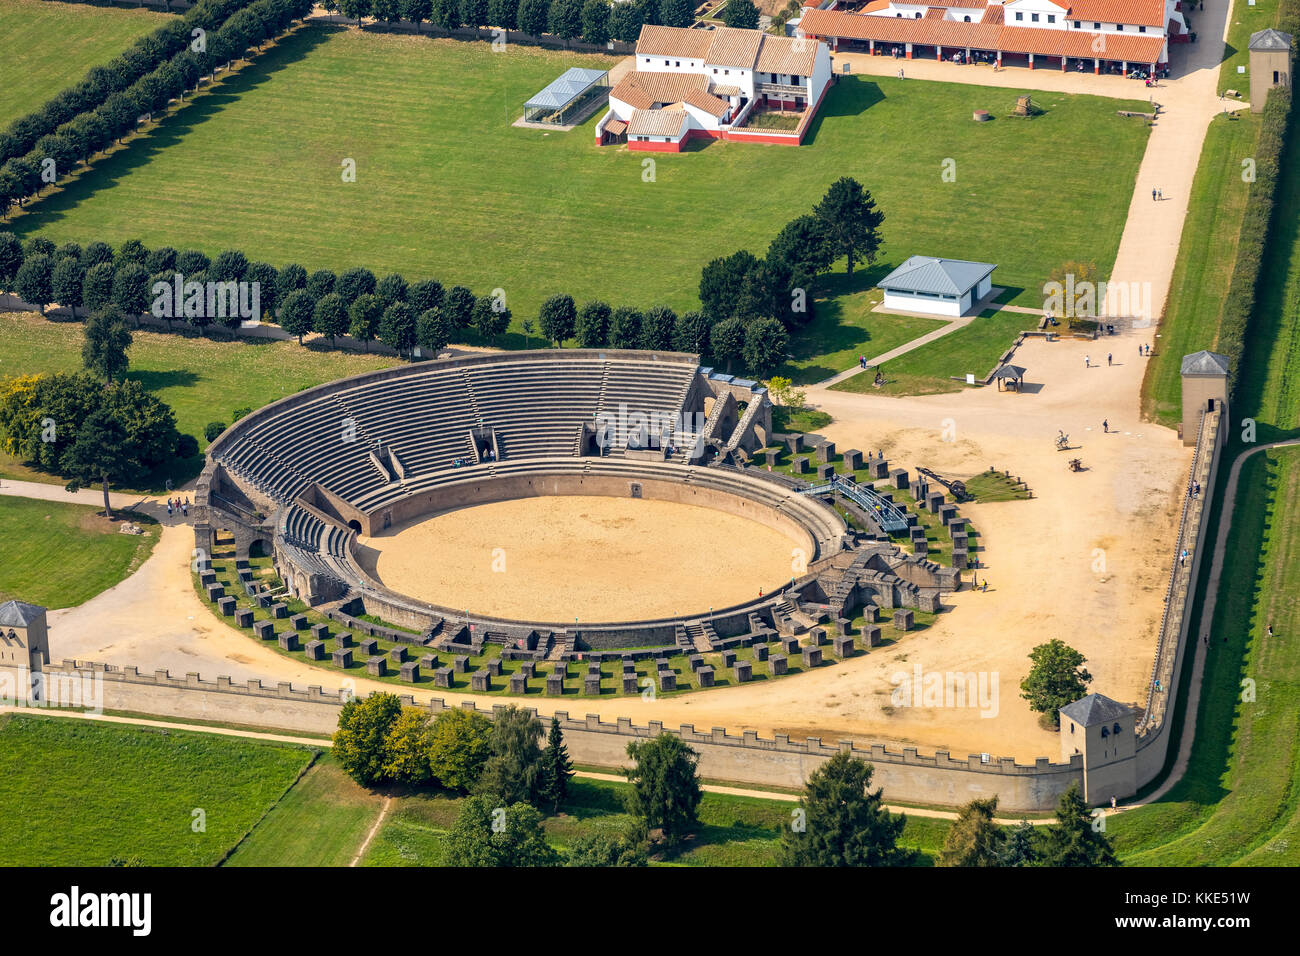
[1059,0,1166,27]
[755,33,821,76]
[636,24,715,59]
[707,25,765,67]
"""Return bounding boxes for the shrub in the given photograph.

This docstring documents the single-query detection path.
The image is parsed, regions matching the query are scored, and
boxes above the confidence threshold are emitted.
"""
[204,421,226,442]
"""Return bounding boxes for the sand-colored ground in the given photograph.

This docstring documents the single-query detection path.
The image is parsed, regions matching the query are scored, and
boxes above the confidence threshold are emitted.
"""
[363,496,803,623]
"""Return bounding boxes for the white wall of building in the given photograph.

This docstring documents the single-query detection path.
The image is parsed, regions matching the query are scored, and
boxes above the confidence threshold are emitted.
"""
[882,289,965,317]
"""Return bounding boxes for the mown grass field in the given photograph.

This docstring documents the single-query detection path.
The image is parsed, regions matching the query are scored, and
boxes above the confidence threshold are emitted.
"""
[8,24,1149,330]
[0,311,399,487]
[0,497,160,608]
[0,714,316,866]
[228,754,954,867]
[0,0,169,128]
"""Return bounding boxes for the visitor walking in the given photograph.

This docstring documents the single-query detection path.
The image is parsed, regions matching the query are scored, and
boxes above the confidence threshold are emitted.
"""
[1107,353,1112,366]
[898,68,904,79]
[1267,623,1273,638]
[1103,419,1109,433]
[1151,187,1157,201]
[1085,355,1091,369]
[1157,188,1164,200]
[1180,548,1188,567]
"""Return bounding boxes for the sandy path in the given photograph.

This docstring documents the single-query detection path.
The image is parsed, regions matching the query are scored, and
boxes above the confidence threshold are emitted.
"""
[365,496,802,623]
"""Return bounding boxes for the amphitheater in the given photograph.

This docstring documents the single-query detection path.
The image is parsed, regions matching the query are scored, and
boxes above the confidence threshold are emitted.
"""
[196,349,959,658]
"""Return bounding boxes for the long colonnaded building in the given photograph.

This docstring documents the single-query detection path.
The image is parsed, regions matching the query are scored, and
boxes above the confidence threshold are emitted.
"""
[596,24,834,150]
[797,0,1188,75]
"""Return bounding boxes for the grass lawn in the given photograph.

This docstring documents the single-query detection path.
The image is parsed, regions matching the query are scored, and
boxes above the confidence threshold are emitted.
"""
[7,24,1149,331]
[0,714,316,866]
[0,496,160,608]
[0,311,399,488]
[829,308,1041,396]
[0,0,169,127]
[1140,112,1259,426]
[775,273,946,385]
[1220,0,1283,91]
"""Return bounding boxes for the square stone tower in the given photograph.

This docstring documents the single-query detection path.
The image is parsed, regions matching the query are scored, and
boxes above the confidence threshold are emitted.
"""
[1180,350,1230,446]
[1059,693,1137,805]
[1249,29,1292,113]
[0,600,49,703]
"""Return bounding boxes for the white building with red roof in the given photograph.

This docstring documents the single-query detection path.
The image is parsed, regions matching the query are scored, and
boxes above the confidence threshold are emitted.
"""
[798,0,1187,73]
[596,24,834,151]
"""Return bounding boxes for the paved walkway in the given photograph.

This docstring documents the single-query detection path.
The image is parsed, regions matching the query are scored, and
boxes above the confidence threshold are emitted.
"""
[818,313,977,387]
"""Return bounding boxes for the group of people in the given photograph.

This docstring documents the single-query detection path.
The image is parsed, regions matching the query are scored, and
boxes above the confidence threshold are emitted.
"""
[166,496,189,518]
[1189,479,1202,500]
[1139,343,1151,356]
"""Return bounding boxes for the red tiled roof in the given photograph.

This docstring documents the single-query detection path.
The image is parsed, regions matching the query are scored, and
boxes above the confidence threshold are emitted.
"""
[636,24,715,59]
[998,23,1164,60]
[1060,0,1166,28]
[605,119,628,135]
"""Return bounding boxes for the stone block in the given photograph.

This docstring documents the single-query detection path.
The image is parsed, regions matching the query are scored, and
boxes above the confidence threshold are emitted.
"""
[434,667,453,688]
[235,607,254,628]
[359,638,379,657]
[909,479,928,501]
[509,673,528,694]
[753,643,769,661]
[271,603,287,619]
[336,632,353,648]
[658,670,676,691]
[546,674,564,696]
[278,632,299,652]
[913,537,929,556]
[863,624,883,647]
[389,645,408,663]
[253,620,275,640]
[520,661,536,679]
[290,613,309,630]
[419,654,437,670]
[792,456,809,474]
[257,593,274,609]
[206,584,225,602]
[939,504,958,523]
[891,468,909,489]
[834,635,855,658]
[926,491,945,513]
[332,648,353,668]
[951,531,968,551]
[697,666,715,687]
[781,636,800,654]
[733,661,752,683]
[894,609,914,631]
[817,441,836,463]
[243,582,259,597]
[200,571,216,588]
[688,654,703,671]
[770,654,788,676]
[310,622,330,640]
[217,596,236,616]
[784,433,804,454]
[807,627,826,646]
[584,676,601,695]
[487,658,502,676]
[862,604,880,624]
[947,518,966,536]
[722,650,737,668]
[869,458,889,479]
[471,669,489,691]
[802,645,823,668]
[842,448,863,471]
[400,661,420,683]
[622,674,639,694]
[817,462,835,480]
[764,449,780,467]
[836,616,853,636]
[952,549,968,570]
[305,640,325,660]
[368,656,388,677]
[453,655,468,673]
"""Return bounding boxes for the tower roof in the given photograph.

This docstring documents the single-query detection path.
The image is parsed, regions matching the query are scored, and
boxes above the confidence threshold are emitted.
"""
[1059,693,1133,727]
[0,599,46,627]
[1180,350,1230,377]
[1249,28,1293,51]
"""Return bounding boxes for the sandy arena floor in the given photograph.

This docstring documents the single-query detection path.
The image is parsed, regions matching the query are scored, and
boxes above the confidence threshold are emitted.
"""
[363,496,803,623]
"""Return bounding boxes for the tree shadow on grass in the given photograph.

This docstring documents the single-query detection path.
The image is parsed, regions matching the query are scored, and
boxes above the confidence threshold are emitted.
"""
[10,24,340,240]
[802,78,886,146]
[128,368,200,392]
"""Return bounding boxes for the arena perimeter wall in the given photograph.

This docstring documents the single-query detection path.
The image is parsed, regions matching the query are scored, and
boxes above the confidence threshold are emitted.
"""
[30,660,1084,811]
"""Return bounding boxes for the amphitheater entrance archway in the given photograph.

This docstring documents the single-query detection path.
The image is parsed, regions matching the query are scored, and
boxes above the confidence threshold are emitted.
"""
[347,519,362,533]
[249,538,271,559]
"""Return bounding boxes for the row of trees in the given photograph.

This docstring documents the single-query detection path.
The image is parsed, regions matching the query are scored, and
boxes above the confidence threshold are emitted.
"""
[321,0,752,44]
[938,788,1118,867]
[0,0,314,219]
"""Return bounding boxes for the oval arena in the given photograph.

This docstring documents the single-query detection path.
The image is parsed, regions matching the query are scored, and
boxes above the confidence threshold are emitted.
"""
[195,350,957,662]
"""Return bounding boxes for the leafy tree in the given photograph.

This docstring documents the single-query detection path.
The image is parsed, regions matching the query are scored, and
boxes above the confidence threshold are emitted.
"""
[204,421,226,443]
[1020,638,1091,727]
[401,0,434,29]
[767,214,833,278]
[376,272,409,308]
[373,0,404,23]
[487,0,519,29]
[460,0,490,27]
[548,0,583,39]
[581,0,611,44]
[279,288,316,344]
[382,708,434,785]
[379,301,417,356]
[211,249,249,282]
[722,0,758,29]
[472,297,510,344]
[538,293,576,346]
[0,232,23,290]
[575,300,611,348]
[1039,783,1118,866]
[640,305,676,351]
[742,316,787,377]
[432,0,462,28]
[62,406,131,519]
[408,278,445,315]
[765,375,805,410]
[245,261,279,319]
[339,0,373,24]
[337,266,377,305]
[443,285,477,332]
[83,241,116,270]
[313,292,349,344]
[82,307,133,382]
[517,0,550,35]
[442,796,563,867]
[565,829,647,866]
[779,751,910,866]
[939,797,1005,867]
[82,262,116,315]
[416,308,452,356]
[276,261,307,301]
[23,237,55,260]
[709,315,745,372]
[658,0,692,27]
[174,249,209,276]
[997,820,1041,866]
[521,318,535,348]
[476,705,545,805]
[609,1,642,42]
[56,242,83,264]
[624,733,702,847]
[15,254,54,314]
[348,292,384,348]
[306,269,336,300]
[116,239,149,267]
[144,245,177,274]
[536,716,574,812]
[699,249,761,321]
[608,306,641,349]
[111,262,151,315]
[333,693,404,786]
[672,310,712,359]
[426,708,493,792]
[52,256,86,318]
[813,176,885,276]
